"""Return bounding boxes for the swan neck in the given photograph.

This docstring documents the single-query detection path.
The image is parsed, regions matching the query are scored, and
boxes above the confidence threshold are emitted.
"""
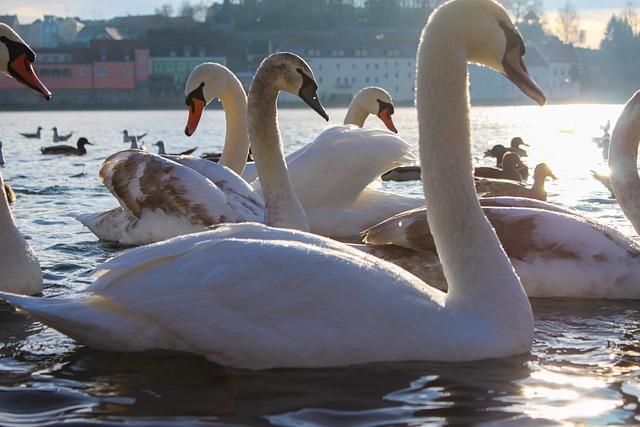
[343,103,368,127]
[247,82,310,231]
[0,171,15,227]
[610,107,640,236]
[416,32,527,313]
[217,76,250,175]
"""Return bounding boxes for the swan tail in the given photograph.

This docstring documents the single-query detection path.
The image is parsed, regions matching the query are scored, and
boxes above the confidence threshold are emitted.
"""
[0,291,189,352]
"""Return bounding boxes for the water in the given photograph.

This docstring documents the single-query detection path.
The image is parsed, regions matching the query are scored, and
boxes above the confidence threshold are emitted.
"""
[1,104,639,426]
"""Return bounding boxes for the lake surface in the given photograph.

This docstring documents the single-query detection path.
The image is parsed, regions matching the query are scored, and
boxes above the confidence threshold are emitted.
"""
[1,104,640,426]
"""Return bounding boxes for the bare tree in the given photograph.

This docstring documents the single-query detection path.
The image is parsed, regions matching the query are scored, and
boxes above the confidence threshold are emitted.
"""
[155,4,174,17]
[623,0,639,34]
[556,2,582,45]
[500,0,543,23]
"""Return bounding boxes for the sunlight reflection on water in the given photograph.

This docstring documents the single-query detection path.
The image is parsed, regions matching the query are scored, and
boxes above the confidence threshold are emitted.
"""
[0,104,640,425]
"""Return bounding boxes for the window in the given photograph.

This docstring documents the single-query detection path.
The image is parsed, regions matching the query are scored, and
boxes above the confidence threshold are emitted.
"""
[140,68,146,76]
[80,69,87,77]
[167,63,174,71]
[124,68,131,76]
[154,63,161,71]
[179,63,185,71]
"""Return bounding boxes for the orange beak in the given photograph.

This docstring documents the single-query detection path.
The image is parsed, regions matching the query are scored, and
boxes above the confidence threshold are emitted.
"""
[184,98,205,136]
[378,107,397,133]
[9,53,51,100]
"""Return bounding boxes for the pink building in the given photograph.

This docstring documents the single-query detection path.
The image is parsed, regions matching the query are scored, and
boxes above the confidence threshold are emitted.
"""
[0,39,149,93]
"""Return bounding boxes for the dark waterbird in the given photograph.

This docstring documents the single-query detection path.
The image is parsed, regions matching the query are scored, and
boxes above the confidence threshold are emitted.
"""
[41,137,92,155]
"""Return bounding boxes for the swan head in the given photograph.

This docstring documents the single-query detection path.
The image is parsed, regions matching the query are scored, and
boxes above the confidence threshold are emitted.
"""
[352,86,397,133]
[0,23,51,100]
[184,62,241,136]
[254,52,329,121]
[429,0,545,106]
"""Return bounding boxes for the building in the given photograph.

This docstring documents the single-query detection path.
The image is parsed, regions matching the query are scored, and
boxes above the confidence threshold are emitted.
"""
[469,41,581,103]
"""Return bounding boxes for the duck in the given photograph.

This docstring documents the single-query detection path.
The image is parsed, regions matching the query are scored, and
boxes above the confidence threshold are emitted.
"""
[52,126,73,142]
[381,165,422,181]
[475,162,557,200]
[507,137,528,157]
[361,94,640,299]
[0,0,543,368]
[154,140,198,156]
[41,137,92,155]
[0,22,50,295]
[474,151,526,181]
[484,143,529,179]
[19,126,42,139]
[122,130,147,143]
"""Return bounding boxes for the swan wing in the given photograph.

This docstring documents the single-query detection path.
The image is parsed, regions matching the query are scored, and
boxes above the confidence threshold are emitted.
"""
[255,125,416,210]
[168,155,264,222]
[95,150,250,244]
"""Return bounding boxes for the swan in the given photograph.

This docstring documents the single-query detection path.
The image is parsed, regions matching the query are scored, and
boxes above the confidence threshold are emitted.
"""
[362,99,640,298]
[71,64,264,245]
[41,137,92,155]
[245,86,422,238]
[184,69,419,237]
[184,62,251,176]
[0,22,50,295]
[474,162,557,200]
[0,0,544,368]
[1,141,14,203]
[610,90,640,235]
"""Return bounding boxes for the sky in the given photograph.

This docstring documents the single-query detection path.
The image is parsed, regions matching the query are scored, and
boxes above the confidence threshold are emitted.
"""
[3,0,635,49]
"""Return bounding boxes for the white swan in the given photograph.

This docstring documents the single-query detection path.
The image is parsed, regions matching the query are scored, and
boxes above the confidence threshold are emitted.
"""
[244,85,422,238]
[609,91,640,235]
[184,66,420,239]
[71,63,264,245]
[184,62,251,176]
[362,94,640,299]
[362,98,640,299]
[0,0,543,368]
[0,23,50,295]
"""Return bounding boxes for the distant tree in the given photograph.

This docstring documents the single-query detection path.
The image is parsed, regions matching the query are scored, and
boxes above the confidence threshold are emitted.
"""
[179,1,208,23]
[155,4,174,17]
[623,0,639,34]
[556,2,582,45]
[499,0,543,23]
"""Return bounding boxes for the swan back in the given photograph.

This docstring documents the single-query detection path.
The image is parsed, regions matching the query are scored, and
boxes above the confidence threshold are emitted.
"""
[609,90,640,235]
[184,62,249,175]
